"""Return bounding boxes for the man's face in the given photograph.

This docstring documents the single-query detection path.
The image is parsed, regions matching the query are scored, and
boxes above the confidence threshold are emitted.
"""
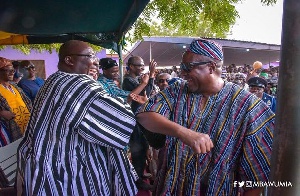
[0,65,15,81]
[157,74,171,91]
[180,52,212,93]
[88,64,99,80]
[103,66,119,80]
[131,57,145,76]
[25,64,36,78]
[72,47,99,74]
[249,86,264,98]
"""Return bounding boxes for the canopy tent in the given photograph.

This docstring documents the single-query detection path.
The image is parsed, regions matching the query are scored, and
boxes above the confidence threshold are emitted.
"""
[262,61,280,69]
[0,0,149,52]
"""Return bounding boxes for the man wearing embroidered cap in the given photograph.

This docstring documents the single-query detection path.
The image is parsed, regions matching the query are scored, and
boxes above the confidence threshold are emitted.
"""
[136,39,275,195]
[248,77,277,113]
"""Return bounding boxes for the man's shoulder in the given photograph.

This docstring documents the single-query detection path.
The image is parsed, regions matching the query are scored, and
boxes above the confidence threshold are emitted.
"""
[263,93,276,101]
[17,78,29,86]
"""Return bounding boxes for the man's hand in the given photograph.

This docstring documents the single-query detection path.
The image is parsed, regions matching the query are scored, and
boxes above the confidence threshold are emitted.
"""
[0,110,15,120]
[140,73,150,85]
[149,59,157,78]
[180,129,214,154]
[129,92,148,104]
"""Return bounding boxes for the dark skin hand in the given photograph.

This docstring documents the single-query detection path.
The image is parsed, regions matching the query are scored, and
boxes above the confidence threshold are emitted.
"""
[0,110,15,120]
[129,92,148,104]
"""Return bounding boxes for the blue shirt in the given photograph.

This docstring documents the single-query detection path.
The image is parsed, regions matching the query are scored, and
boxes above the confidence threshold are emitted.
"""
[18,77,44,103]
[262,92,276,113]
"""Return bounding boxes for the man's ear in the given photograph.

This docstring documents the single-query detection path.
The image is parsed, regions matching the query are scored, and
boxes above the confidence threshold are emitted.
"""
[64,56,73,65]
[209,62,217,74]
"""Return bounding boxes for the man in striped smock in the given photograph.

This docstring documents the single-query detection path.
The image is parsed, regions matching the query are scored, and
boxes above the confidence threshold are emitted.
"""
[16,40,138,196]
[136,39,275,196]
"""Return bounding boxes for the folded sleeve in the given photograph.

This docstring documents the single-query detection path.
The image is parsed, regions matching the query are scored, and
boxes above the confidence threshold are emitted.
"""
[78,94,136,149]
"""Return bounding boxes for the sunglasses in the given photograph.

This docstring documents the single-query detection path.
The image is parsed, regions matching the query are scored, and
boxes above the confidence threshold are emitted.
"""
[180,61,211,72]
[26,66,36,70]
[158,79,170,83]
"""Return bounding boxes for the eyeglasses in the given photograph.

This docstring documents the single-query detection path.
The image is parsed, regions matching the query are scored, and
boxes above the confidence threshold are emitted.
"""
[68,54,99,62]
[180,61,211,72]
[158,79,170,83]
[0,68,15,74]
[132,63,145,67]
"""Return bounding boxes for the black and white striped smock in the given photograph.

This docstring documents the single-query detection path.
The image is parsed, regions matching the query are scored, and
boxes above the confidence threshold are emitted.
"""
[16,71,138,196]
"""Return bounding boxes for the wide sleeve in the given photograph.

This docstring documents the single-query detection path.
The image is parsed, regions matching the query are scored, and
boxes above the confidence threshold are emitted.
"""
[77,93,136,150]
[238,104,275,189]
[136,82,180,118]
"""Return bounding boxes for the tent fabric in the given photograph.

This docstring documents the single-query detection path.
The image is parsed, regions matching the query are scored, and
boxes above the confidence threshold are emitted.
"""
[0,0,149,51]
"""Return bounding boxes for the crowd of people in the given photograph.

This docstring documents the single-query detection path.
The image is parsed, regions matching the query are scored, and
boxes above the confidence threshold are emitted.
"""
[0,38,277,196]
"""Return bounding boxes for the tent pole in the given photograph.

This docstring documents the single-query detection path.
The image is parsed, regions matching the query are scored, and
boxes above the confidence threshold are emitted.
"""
[269,0,300,195]
[150,42,152,61]
[118,43,123,87]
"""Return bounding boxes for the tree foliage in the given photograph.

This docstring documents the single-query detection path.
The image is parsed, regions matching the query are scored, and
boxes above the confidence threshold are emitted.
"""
[128,0,277,42]
[1,0,277,54]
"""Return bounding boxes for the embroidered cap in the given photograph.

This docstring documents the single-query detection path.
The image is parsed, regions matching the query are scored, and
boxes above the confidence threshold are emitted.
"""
[0,57,12,69]
[187,39,223,61]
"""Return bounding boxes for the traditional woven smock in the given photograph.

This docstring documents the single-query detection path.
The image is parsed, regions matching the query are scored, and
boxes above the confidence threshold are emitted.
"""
[137,81,275,196]
[16,71,138,196]
[0,84,30,134]
[0,83,31,146]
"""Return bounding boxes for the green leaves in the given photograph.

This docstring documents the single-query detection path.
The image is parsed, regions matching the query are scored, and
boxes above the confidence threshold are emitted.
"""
[129,0,277,41]
[0,43,102,55]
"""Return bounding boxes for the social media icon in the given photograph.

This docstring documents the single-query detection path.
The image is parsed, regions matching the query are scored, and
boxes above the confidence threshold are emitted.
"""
[238,181,245,187]
[233,181,238,187]
[246,181,252,187]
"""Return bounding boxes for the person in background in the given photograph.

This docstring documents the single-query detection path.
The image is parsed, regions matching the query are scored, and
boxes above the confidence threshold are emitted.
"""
[156,73,171,91]
[247,77,277,113]
[122,56,156,191]
[136,38,274,196]
[88,64,99,80]
[18,60,44,102]
[0,57,31,147]
[170,65,178,78]
[98,57,149,103]
[16,40,138,196]
[12,61,23,84]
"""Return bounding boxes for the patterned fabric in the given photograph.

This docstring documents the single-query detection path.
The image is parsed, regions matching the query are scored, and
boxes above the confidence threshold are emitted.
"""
[16,71,138,196]
[188,38,223,61]
[136,81,275,196]
[0,120,11,147]
[0,85,30,134]
[97,74,130,101]
[0,57,11,69]
[0,83,32,145]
